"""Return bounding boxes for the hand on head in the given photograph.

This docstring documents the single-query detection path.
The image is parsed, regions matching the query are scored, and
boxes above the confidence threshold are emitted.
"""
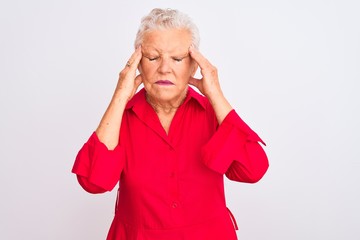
[115,46,143,101]
[115,42,224,107]
[188,46,223,99]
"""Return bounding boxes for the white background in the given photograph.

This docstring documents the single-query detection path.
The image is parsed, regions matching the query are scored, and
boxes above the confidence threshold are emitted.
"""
[1,0,359,239]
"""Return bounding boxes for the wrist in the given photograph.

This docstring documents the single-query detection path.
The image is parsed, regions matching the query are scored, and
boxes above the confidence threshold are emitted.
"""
[207,92,233,124]
[112,89,133,105]
[206,88,225,105]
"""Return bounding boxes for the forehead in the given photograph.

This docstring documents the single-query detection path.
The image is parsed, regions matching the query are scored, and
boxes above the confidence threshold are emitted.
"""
[142,28,192,54]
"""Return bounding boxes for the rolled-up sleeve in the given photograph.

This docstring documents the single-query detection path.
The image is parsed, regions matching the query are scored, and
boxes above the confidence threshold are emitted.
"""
[72,132,125,193]
[201,110,269,183]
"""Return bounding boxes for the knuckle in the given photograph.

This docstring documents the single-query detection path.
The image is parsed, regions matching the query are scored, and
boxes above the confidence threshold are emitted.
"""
[206,66,217,76]
[119,70,127,78]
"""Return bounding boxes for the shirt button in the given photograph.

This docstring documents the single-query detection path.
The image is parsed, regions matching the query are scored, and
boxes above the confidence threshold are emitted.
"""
[171,202,179,208]
[170,172,175,178]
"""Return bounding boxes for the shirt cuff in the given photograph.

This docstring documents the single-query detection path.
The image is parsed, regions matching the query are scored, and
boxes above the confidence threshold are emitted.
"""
[72,132,124,191]
[224,110,266,145]
[201,110,265,174]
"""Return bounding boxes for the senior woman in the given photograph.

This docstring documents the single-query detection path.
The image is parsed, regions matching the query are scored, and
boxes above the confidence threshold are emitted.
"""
[72,8,268,240]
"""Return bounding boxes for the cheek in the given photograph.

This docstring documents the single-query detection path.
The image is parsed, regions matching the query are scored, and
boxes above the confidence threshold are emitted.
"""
[140,63,156,77]
[178,65,194,78]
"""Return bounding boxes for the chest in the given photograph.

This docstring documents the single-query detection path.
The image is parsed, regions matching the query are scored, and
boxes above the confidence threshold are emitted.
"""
[121,106,216,187]
[157,111,176,135]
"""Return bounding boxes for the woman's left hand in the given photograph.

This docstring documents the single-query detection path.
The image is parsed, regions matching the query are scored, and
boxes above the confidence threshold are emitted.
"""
[189,46,232,124]
[188,46,223,100]
[188,46,233,124]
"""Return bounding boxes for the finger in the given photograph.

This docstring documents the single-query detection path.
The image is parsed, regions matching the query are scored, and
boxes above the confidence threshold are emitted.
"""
[189,46,213,70]
[188,77,201,89]
[126,46,142,70]
[134,74,143,88]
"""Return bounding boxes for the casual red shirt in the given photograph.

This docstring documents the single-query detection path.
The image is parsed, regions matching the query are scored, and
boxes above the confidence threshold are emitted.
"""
[72,87,269,240]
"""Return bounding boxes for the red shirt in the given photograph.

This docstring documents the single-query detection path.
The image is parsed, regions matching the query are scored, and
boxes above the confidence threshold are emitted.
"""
[72,87,269,240]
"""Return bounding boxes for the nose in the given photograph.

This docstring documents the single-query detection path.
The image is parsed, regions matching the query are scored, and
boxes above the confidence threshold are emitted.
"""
[158,57,171,74]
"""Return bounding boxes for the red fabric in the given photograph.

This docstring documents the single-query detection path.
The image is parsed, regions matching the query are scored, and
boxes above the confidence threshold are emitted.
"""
[72,87,269,240]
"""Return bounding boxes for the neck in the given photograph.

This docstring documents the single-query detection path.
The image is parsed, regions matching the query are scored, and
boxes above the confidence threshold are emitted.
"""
[146,91,187,114]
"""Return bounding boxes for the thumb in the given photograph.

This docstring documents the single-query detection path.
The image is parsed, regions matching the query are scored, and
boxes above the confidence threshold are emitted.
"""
[134,74,143,89]
[188,77,201,88]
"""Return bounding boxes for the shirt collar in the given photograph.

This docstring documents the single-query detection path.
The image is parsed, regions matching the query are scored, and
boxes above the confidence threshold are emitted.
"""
[125,86,207,110]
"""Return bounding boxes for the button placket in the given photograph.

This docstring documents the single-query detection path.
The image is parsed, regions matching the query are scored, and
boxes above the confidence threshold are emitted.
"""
[168,145,180,210]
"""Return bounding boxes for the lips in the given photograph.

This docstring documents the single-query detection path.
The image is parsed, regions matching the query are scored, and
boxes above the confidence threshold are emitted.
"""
[155,80,174,85]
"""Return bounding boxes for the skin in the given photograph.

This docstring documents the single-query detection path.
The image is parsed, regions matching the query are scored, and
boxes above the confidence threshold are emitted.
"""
[139,29,198,131]
[96,28,232,150]
[140,29,197,105]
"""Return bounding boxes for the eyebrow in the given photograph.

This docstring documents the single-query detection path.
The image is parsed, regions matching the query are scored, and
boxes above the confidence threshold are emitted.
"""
[174,53,189,59]
[142,52,189,59]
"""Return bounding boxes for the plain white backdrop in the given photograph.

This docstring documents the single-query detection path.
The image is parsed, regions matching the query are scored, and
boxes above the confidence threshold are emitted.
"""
[1,0,359,239]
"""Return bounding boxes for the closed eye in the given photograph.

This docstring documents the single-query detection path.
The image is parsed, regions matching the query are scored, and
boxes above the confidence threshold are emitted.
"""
[148,56,159,61]
[173,55,189,62]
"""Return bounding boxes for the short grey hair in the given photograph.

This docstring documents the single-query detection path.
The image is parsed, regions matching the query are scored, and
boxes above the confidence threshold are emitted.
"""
[134,8,200,49]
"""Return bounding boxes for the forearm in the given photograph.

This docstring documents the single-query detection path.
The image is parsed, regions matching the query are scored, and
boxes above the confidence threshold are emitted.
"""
[72,132,126,192]
[201,110,268,183]
[96,91,128,150]
[225,142,269,183]
[207,90,233,125]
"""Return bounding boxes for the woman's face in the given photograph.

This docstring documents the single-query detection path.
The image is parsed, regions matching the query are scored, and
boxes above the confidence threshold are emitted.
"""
[139,28,197,102]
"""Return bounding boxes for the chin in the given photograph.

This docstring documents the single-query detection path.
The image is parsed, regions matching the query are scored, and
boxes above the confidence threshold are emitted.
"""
[156,91,178,101]
[153,89,185,101]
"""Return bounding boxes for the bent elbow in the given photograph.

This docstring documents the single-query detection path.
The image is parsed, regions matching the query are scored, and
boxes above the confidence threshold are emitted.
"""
[76,175,107,194]
[226,158,269,183]
[245,163,269,183]
[245,141,269,183]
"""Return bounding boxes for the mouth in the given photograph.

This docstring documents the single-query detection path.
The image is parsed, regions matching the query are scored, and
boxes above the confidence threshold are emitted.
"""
[155,80,174,85]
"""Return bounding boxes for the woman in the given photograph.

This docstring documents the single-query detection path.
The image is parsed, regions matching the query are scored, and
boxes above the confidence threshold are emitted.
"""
[72,8,269,240]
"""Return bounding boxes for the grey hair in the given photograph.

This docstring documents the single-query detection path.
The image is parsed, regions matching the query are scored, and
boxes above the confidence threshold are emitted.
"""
[134,8,200,49]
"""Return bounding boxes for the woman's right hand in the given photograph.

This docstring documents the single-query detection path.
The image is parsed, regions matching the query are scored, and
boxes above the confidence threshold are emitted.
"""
[114,46,143,102]
[96,46,143,149]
